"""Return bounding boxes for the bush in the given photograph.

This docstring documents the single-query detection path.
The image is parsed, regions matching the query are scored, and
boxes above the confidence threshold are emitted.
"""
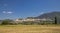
[1,19,14,25]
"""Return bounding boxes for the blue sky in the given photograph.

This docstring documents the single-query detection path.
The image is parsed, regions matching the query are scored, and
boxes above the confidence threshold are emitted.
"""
[0,0,60,19]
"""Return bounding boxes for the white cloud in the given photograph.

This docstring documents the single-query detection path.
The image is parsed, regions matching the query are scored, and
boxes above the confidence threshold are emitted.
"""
[3,11,6,13]
[40,12,44,14]
[2,11,13,14]
[7,11,13,14]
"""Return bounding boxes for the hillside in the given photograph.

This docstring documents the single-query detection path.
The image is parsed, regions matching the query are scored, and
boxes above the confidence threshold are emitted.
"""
[37,12,60,19]
[36,12,60,23]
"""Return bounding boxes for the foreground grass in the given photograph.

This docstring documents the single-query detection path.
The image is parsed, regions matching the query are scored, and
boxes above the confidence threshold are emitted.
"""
[0,25,60,33]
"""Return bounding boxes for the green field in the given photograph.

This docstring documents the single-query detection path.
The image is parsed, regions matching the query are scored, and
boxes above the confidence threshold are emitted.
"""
[0,25,60,33]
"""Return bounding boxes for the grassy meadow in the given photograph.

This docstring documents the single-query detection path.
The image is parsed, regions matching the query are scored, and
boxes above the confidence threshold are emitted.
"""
[0,25,60,33]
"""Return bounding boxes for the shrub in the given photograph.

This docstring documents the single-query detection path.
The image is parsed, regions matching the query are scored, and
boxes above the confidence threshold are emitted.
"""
[1,19,14,25]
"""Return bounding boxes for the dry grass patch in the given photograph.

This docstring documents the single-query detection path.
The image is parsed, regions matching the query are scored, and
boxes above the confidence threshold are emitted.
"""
[0,25,60,33]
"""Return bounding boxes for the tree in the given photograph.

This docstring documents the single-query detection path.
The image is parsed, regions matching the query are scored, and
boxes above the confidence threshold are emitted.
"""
[1,19,13,25]
[55,16,57,24]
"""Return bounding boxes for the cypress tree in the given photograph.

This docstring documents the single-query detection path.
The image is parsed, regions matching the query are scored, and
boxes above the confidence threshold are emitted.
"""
[55,16,57,24]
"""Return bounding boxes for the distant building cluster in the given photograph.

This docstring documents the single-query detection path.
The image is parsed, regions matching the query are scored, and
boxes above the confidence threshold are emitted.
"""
[15,17,53,22]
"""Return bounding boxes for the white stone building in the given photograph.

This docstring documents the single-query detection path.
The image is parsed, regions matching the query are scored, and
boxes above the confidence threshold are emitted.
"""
[15,18,53,22]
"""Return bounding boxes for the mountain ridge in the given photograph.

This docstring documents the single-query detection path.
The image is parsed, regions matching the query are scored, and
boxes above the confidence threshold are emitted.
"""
[37,11,60,19]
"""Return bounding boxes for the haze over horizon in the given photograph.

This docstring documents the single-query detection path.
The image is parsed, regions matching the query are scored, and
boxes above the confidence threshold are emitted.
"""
[0,0,60,19]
